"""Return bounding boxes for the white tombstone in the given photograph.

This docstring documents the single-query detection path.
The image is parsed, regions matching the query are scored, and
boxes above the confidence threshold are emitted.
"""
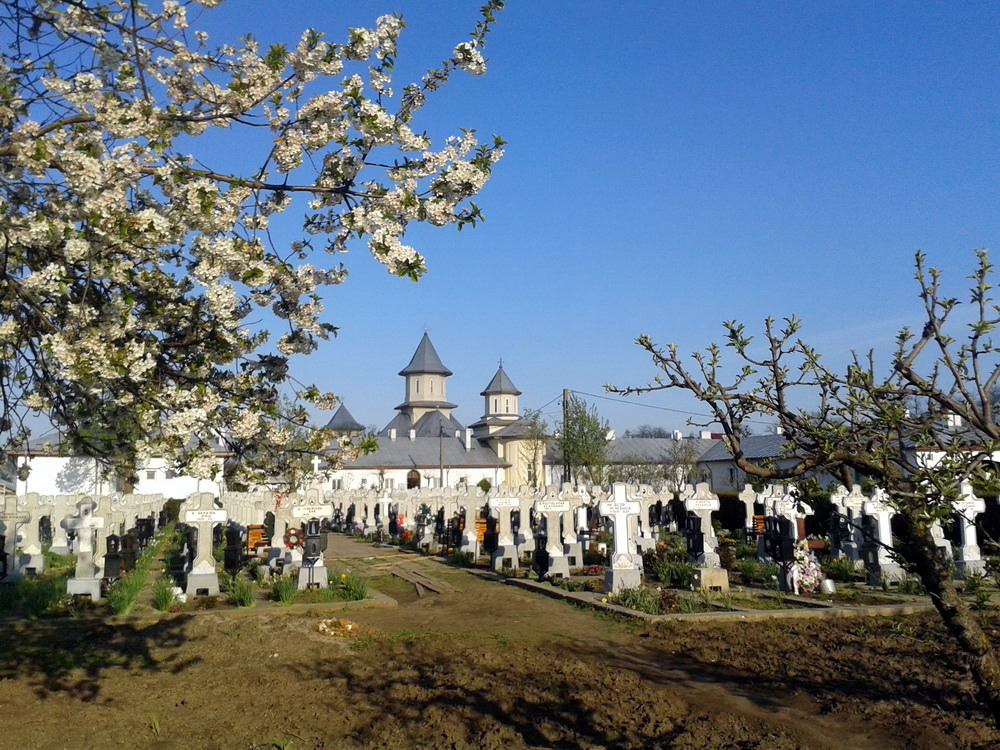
[862,488,904,584]
[0,496,30,581]
[489,491,521,571]
[15,494,44,576]
[955,482,987,575]
[600,484,643,593]
[535,488,571,577]
[47,495,77,555]
[181,492,227,596]
[684,482,721,568]
[738,484,757,535]
[63,497,106,599]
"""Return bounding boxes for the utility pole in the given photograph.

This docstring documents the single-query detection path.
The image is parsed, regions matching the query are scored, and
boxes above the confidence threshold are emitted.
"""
[562,388,570,485]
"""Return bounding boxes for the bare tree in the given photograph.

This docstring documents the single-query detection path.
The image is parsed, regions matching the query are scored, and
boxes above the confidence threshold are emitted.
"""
[610,251,1000,718]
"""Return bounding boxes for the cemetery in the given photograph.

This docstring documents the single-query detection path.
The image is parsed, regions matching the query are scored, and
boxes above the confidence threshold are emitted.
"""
[1,481,1000,748]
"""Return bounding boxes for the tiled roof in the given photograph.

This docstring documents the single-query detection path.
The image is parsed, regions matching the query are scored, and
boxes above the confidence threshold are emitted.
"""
[480,366,521,396]
[398,333,452,376]
[697,434,788,462]
[324,404,365,433]
[338,435,506,469]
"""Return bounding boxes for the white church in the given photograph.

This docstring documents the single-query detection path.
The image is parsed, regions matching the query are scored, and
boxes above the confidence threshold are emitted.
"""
[318,332,540,492]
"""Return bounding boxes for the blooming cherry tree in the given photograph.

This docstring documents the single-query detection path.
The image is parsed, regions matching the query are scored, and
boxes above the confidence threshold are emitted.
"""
[0,0,505,485]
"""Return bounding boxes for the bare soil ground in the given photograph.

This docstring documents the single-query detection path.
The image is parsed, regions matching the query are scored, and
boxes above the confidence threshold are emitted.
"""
[1,539,999,749]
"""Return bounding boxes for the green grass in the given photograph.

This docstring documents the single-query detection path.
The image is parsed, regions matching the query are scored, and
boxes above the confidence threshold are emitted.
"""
[17,574,70,619]
[270,575,298,605]
[151,575,176,611]
[229,576,256,608]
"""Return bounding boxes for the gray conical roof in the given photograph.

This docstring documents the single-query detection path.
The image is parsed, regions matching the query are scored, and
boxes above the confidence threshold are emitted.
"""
[480,366,521,396]
[399,333,452,376]
[324,404,364,433]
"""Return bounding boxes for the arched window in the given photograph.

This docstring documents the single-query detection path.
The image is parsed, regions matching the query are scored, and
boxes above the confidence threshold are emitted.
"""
[407,470,421,489]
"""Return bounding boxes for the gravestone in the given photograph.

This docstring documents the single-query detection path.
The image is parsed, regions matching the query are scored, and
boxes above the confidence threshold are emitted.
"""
[16,494,44,576]
[47,495,77,555]
[600,484,642,593]
[862,488,904,584]
[489,492,521,571]
[297,517,328,590]
[181,492,227,596]
[0,496,30,581]
[63,497,106,599]
[535,489,570,578]
[684,483,721,567]
[955,482,986,575]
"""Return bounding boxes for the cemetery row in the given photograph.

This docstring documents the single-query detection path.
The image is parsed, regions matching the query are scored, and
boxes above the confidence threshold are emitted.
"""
[0,480,991,613]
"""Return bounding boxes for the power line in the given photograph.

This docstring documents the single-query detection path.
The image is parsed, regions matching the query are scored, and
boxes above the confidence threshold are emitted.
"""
[567,389,775,426]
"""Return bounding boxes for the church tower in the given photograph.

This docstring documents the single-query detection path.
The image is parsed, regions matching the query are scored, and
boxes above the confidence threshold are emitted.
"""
[473,364,522,437]
[381,332,464,437]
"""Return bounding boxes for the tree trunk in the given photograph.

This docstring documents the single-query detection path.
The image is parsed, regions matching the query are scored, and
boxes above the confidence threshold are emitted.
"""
[894,508,1000,719]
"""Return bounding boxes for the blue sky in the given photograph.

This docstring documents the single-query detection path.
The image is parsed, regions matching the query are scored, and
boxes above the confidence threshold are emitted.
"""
[192,1,999,435]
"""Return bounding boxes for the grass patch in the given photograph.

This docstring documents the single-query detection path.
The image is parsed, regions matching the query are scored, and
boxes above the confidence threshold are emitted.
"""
[228,576,256,608]
[151,575,176,612]
[270,575,298,605]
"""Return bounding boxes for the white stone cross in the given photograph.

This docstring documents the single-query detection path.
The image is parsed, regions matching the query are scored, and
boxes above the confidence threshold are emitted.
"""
[600,484,641,572]
[181,492,227,595]
[63,497,106,598]
[535,489,570,560]
[684,482,721,567]
[0,495,30,579]
[489,493,519,547]
[955,481,987,574]
[16,494,44,575]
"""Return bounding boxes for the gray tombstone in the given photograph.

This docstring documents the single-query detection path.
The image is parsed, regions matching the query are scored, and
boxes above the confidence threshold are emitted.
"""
[600,484,643,593]
[181,492,227,596]
[63,497,106,599]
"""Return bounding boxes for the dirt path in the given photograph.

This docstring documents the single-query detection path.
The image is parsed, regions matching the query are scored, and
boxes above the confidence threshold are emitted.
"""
[0,545,998,749]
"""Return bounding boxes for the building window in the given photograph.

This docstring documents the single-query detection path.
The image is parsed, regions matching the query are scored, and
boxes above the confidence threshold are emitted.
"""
[430,380,434,394]
[415,379,419,394]
[727,467,736,484]
[361,478,368,487]
[504,398,509,412]
[146,470,156,480]
[493,398,498,412]
[331,479,343,490]
[386,478,395,490]
[165,469,177,479]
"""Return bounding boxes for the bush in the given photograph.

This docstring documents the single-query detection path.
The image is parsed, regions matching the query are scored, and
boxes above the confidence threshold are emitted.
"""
[822,556,859,583]
[341,573,368,601]
[608,586,661,614]
[17,575,68,619]
[229,576,256,608]
[733,542,758,560]
[151,575,176,611]
[652,559,694,587]
[738,559,763,584]
[718,545,736,571]
[106,568,147,615]
[270,575,298,605]
[448,550,475,568]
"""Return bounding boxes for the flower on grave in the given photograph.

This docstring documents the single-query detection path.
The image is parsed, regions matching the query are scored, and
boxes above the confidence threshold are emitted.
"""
[793,539,824,595]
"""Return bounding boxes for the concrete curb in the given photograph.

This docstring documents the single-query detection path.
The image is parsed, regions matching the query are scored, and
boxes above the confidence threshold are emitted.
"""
[470,570,936,623]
